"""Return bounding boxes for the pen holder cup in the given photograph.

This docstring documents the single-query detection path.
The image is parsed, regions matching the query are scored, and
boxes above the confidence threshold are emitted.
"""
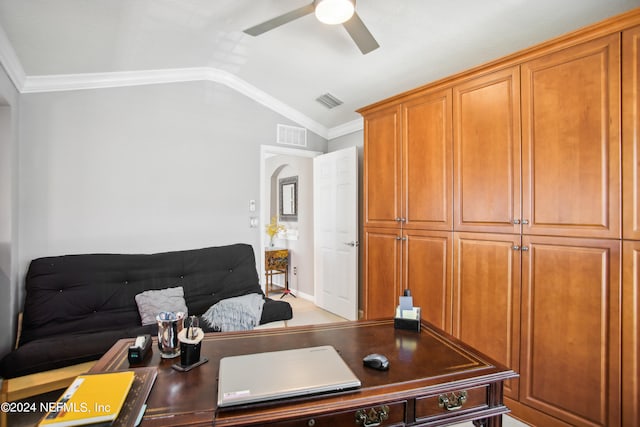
[178,327,203,367]
[156,311,185,358]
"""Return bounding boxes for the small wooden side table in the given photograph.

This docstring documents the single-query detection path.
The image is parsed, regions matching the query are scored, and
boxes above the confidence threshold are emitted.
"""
[264,248,293,298]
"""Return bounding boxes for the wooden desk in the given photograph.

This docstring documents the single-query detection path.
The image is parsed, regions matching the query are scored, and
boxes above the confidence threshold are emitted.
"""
[92,320,517,426]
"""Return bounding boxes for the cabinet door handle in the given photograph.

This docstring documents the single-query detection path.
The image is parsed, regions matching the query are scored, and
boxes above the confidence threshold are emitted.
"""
[402,237,407,241]
[512,219,521,224]
[512,245,520,251]
[522,246,529,251]
[438,391,467,411]
[395,217,402,222]
[344,241,360,247]
[522,219,530,225]
[355,405,389,427]
[396,236,402,241]
[401,218,407,223]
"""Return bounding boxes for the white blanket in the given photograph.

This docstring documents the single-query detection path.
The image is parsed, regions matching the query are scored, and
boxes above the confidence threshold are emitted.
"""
[201,293,265,332]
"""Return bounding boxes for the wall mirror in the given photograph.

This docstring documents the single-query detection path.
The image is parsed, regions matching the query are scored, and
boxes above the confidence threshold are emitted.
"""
[279,176,298,221]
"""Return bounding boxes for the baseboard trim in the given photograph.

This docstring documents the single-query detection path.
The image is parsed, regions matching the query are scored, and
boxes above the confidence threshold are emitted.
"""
[505,397,572,427]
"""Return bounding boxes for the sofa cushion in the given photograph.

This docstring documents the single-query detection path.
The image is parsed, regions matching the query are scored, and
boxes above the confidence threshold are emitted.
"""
[260,299,293,324]
[1,326,156,378]
[201,293,265,332]
[135,286,188,325]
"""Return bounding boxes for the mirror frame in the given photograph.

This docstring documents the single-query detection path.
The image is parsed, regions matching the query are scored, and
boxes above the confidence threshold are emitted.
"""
[279,176,298,222]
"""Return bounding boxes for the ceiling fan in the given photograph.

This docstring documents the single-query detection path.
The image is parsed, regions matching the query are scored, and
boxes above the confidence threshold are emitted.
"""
[243,0,379,54]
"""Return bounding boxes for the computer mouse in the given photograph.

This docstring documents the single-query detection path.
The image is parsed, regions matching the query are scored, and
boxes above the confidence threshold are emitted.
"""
[363,353,389,371]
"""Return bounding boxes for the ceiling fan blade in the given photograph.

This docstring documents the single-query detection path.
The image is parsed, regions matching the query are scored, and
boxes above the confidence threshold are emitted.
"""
[244,3,316,36]
[342,12,379,54]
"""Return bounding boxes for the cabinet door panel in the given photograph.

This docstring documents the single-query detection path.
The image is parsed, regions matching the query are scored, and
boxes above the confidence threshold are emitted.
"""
[403,89,453,230]
[364,106,402,228]
[403,230,452,332]
[453,67,521,233]
[363,228,401,319]
[522,35,620,238]
[520,236,620,427]
[452,232,521,399]
[622,241,640,427]
[623,27,640,240]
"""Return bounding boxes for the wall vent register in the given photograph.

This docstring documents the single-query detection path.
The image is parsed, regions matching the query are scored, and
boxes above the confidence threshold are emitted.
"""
[277,124,307,147]
[316,92,344,109]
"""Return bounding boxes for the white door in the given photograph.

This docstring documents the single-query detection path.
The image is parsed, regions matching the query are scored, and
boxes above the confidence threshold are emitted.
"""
[313,147,358,320]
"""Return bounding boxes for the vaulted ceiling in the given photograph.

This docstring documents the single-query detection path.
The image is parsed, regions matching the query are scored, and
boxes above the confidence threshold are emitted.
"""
[0,0,638,137]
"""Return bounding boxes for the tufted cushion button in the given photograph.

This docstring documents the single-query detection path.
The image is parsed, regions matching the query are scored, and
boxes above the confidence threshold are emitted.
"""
[180,275,184,279]
[229,268,233,272]
[58,289,63,292]
[124,280,128,285]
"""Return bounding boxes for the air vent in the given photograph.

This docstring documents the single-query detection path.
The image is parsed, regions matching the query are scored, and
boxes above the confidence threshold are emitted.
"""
[316,93,343,109]
[277,124,307,147]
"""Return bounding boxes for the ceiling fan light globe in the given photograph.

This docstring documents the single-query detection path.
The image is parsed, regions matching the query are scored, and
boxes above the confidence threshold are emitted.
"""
[315,0,355,25]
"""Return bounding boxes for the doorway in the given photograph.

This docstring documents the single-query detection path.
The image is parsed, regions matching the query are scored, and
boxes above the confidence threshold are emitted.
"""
[259,145,359,321]
[259,145,321,300]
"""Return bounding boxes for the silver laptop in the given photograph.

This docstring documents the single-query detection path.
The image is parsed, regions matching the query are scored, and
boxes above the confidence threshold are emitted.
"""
[217,345,361,407]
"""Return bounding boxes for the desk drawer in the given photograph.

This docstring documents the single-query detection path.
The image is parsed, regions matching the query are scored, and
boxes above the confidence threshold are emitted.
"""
[266,401,406,426]
[415,385,488,422]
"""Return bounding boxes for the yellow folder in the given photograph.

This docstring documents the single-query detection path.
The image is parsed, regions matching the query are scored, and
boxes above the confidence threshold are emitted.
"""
[39,371,135,427]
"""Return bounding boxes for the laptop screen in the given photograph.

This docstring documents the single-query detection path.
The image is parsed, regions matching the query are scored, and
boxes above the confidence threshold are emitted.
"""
[217,345,361,407]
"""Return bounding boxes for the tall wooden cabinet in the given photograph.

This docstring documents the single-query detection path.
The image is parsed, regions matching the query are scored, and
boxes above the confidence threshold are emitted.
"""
[363,88,453,327]
[363,105,401,228]
[521,35,620,239]
[360,9,639,427]
[453,67,521,234]
[623,26,640,240]
[622,241,640,427]
[622,25,640,427]
[363,227,452,332]
[520,236,621,426]
[452,232,521,400]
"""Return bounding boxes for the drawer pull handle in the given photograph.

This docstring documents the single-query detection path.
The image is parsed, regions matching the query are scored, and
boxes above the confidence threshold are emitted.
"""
[438,391,467,411]
[355,405,389,426]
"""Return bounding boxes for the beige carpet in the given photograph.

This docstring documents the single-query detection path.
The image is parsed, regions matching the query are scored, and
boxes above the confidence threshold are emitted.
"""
[257,292,347,329]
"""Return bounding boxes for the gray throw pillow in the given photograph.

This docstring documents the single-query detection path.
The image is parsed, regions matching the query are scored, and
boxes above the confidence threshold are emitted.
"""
[135,286,188,325]
[201,293,264,332]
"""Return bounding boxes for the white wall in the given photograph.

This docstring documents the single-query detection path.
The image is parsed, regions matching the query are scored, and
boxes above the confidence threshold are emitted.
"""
[0,63,20,357]
[328,130,363,152]
[17,80,327,308]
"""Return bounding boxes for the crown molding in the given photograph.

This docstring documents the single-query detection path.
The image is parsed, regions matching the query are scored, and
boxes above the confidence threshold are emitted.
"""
[0,24,25,91]
[21,67,330,138]
[327,117,363,139]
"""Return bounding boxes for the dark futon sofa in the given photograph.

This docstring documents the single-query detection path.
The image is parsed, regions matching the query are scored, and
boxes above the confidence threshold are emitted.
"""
[0,244,292,379]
